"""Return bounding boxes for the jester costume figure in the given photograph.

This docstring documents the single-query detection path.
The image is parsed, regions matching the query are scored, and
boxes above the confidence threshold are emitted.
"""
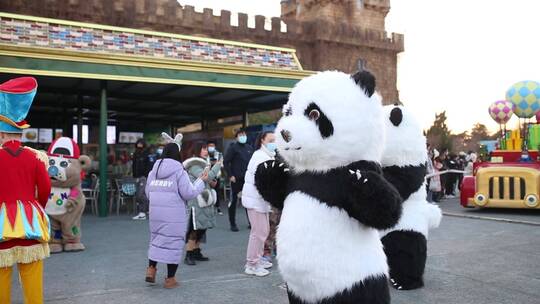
[0,77,51,304]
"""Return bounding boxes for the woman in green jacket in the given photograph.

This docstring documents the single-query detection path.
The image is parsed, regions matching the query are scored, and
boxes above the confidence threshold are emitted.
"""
[184,142,222,265]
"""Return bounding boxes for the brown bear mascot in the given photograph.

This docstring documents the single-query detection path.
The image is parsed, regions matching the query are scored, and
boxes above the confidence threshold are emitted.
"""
[45,137,91,253]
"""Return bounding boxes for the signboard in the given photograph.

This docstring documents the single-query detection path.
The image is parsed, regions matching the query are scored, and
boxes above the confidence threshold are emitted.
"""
[38,128,53,143]
[107,126,116,144]
[72,125,89,144]
[55,129,63,139]
[118,132,144,143]
[22,128,38,143]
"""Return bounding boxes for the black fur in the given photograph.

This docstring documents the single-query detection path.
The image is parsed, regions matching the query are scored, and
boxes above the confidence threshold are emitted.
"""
[255,160,402,230]
[389,107,403,126]
[351,70,376,98]
[287,276,390,304]
[304,103,334,138]
[381,230,427,290]
[382,164,426,201]
[255,160,289,210]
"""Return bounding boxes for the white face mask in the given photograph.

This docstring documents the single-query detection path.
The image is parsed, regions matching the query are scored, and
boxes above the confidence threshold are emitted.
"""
[208,146,216,153]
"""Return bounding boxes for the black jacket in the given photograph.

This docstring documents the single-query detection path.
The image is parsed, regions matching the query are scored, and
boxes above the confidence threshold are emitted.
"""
[224,142,253,181]
[132,148,151,178]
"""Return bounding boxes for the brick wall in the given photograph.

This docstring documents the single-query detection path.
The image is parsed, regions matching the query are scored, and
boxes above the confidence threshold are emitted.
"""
[0,0,404,103]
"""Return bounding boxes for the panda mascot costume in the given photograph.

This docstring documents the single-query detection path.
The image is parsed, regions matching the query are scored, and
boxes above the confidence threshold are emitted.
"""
[379,104,442,290]
[255,70,402,304]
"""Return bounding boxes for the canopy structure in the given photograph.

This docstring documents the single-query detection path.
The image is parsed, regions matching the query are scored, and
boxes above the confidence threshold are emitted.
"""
[0,12,313,216]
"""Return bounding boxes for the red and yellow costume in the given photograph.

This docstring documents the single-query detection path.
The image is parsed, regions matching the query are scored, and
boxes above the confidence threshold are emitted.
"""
[0,77,51,304]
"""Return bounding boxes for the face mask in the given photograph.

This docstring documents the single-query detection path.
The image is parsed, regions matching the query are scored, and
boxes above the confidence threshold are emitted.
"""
[156,148,163,155]
[265,142,277,152]
[208,147,216,153]
[238,135,247,144]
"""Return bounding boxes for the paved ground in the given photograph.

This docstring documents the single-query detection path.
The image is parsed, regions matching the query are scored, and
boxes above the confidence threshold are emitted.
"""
[438,198,540,225]
[8,199,540,304]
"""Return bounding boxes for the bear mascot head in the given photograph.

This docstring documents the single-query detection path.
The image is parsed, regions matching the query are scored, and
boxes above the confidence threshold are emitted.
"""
[45,137,91,253]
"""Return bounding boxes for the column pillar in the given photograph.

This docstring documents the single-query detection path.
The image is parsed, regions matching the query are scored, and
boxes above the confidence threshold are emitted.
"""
[77,95,83,152]
[99,81,108,217]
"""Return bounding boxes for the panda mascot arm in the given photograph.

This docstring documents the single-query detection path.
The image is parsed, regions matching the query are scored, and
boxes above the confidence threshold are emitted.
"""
[345,165,403,230]
[255,159,289,210]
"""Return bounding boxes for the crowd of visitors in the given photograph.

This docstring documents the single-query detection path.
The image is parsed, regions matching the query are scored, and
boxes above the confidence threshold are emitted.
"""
[426,145,478,202]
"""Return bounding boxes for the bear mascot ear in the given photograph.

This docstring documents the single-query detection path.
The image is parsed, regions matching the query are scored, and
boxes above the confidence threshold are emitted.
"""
[351,69,376,98]
[78,155,92,171]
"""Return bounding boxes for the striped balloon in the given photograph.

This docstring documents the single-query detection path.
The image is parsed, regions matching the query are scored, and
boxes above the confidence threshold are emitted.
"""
[488,100,514,124]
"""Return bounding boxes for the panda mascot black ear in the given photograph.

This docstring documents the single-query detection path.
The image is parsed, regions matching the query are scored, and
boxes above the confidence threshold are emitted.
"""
[352,70,376,98]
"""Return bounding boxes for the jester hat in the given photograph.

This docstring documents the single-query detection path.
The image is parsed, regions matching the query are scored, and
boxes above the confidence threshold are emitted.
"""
[0,77,37,133]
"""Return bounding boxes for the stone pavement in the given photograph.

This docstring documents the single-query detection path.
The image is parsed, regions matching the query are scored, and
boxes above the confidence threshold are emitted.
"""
[438,198,540,225]
[8,200,540,304]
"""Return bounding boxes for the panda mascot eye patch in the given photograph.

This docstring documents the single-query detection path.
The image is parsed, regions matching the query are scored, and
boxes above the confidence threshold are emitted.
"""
[390,107,403,126]
[304,102,334,138]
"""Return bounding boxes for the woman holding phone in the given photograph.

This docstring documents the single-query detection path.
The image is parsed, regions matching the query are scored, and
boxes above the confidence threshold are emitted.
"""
[184,142,222,266]
[145,142,209,289]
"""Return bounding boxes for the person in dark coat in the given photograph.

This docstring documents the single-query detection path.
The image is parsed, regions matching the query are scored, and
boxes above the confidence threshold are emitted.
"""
[223,128,253,231]
[132,139,151,178]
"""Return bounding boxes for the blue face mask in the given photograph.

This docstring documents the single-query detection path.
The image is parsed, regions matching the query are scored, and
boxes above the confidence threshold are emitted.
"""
[238,135,247,144]
[208,147,216,153]
[265,142,277,152]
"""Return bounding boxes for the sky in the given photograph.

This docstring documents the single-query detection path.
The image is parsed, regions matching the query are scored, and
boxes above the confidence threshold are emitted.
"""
[178,0,540,134]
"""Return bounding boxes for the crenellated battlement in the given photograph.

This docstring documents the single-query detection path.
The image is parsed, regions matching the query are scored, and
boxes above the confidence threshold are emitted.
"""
[0,0,402,51]
[0,0,404,102]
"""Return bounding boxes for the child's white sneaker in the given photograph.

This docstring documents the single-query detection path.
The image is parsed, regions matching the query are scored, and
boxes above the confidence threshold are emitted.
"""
[244,265,270,277]
[258,260,273,269]
[132,212,146,220]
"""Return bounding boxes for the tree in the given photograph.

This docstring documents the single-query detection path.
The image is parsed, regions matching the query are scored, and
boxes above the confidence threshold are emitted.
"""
[468,123,491,152]
[426,111,452,152]
[450,131,470,152]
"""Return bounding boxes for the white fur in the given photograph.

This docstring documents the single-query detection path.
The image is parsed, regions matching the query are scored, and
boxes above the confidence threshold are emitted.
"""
[278,192,388,303]
[381,105,427,167]
[380,105,442,238]
[161,132,183,150]
[379,186,442,238]
[276,71,385,173]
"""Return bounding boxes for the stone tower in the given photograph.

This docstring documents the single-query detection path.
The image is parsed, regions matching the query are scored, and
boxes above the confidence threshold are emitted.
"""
[281,0,390,31]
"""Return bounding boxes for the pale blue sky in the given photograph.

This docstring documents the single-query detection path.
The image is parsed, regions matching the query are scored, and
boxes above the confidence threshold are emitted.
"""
[178,0,540,134]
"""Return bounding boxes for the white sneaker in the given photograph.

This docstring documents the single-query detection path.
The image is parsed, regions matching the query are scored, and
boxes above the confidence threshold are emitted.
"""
[244,265,270,277]
[258,260,273,269]
[132,212,146,220]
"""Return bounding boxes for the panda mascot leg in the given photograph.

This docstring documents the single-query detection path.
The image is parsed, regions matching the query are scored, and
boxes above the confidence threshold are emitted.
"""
[380,105,442,291]
[382,230,427,290]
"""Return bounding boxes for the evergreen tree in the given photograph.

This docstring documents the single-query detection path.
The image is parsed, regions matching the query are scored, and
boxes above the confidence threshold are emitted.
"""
[426,111,452,151]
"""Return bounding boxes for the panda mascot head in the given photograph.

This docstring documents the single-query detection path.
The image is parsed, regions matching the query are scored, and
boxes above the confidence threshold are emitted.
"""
[275,71,384,172]
[381,104,428,168]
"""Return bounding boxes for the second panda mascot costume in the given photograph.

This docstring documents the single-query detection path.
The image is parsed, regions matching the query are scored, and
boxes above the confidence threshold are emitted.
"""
[255,70,402,304]
[380,104,442,290]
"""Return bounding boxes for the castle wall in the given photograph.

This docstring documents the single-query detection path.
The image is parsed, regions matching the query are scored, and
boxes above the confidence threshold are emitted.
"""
[0,0,404,103]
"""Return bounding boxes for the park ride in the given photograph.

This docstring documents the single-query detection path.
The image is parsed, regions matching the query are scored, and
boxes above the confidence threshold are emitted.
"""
[461,80,540,209]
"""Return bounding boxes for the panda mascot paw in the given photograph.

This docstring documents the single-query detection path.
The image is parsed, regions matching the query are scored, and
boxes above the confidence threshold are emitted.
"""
[346,168,402,230]
[255,160,290,210]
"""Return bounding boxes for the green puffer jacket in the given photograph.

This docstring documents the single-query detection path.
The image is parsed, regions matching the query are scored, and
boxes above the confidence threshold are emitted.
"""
[184,157,222,230]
